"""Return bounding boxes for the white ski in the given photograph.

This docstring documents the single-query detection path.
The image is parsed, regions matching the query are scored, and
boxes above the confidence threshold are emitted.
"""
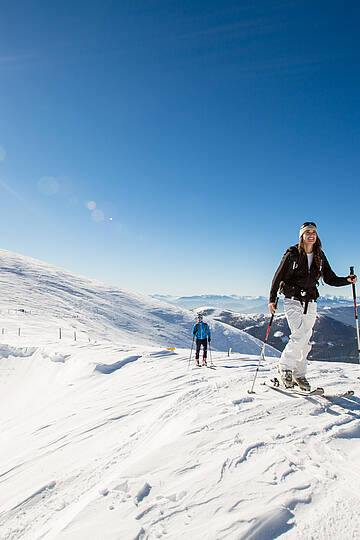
[263,381,354,399]
[321,389,354,399]
[263,381,324,397]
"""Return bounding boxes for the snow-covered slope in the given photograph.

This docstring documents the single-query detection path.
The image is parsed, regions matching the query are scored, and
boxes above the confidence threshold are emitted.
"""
[320,306,357,327]
[1,250,360,540]
[1,341,360,539]
[0,249,277,356]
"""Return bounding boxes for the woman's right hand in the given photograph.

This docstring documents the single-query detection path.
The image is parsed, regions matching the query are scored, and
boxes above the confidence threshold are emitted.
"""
[268,302,277,315]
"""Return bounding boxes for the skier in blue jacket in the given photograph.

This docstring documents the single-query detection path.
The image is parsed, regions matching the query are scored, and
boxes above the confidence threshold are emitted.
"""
[192,314,211,366]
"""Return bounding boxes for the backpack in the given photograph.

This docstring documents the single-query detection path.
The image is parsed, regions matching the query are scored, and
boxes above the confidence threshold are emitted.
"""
[286,245,323,277]
[195,322,208,332]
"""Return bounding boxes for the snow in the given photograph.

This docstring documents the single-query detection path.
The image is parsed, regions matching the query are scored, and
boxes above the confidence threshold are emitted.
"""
[0,249,360,539]
[0,249,278,356]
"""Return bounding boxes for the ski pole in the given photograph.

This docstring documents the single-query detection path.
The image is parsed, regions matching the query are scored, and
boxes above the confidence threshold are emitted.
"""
[188,335,195,368]
[248,297,278,394]
[350,266,360,364]
[208,340,213,367]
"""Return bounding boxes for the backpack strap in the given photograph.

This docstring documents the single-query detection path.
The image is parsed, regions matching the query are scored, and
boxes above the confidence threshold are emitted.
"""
[195,322,207,332]
[288,247,299,272]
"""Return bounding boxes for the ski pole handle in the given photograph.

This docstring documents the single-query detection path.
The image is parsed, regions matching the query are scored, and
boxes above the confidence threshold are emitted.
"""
[266,296,279,337]
[350,266,357,308]
[266,297,279,342]
[350,266,360,363]
[350,265,358,318]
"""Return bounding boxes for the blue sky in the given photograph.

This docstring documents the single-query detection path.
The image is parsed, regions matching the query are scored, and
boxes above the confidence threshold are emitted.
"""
[1,0,359,297]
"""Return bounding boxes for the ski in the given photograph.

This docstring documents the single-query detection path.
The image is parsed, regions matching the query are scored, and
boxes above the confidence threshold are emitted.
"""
[263,381,354,399]
[321,390,354,399]
[194,363,214,369]
[263,380,324,397]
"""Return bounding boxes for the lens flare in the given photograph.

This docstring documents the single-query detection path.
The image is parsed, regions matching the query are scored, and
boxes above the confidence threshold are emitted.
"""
[37,176,59,196]
[91,209,104,222]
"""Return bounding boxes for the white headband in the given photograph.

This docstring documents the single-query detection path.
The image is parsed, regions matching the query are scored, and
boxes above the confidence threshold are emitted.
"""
[299,224,318,239]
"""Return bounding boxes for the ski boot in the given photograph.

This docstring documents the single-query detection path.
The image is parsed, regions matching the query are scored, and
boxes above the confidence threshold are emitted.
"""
[279,369,294,388]
[195,359,200,367]
[202,358,207,367]
[292,374,310,392]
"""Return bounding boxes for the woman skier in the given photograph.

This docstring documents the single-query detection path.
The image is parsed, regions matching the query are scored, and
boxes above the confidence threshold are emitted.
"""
[269,221,357,391]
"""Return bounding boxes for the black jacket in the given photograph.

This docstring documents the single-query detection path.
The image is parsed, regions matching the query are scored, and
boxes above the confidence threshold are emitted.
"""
[269,245,349,304]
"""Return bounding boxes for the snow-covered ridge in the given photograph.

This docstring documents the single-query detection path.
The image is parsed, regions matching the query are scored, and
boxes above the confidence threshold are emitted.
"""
[151,293,358,314]
[0,249,278,356]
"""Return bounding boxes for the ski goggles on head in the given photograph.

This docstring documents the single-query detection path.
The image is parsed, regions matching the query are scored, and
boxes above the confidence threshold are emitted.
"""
[299,221,318,238]
[302,221,317,227]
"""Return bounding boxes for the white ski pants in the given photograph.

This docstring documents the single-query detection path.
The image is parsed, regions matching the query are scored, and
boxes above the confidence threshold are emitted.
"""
[279,298,317,377]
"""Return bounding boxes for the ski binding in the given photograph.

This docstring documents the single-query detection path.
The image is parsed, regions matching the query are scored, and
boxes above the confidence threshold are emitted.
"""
[264,378,354,399]
[264,379,324,396]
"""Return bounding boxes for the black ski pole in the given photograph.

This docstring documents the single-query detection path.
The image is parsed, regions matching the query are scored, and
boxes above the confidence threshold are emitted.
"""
[188,335,195,368]
[248,297,278,394]
[208,340,213,367]
[350,266,360,364]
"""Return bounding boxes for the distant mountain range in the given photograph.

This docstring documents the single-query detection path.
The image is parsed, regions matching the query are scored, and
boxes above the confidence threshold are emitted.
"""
[197,307,359,364]
[151,294,358,323]
[151,294,272,313]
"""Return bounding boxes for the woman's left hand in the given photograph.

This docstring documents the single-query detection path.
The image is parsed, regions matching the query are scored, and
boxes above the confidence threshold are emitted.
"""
[347,274,357,283]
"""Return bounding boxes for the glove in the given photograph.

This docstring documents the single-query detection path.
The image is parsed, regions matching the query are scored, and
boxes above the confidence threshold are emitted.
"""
[208,338,211,343]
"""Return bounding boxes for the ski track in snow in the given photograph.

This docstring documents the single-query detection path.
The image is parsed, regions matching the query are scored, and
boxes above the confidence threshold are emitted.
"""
[0,249,360,539]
